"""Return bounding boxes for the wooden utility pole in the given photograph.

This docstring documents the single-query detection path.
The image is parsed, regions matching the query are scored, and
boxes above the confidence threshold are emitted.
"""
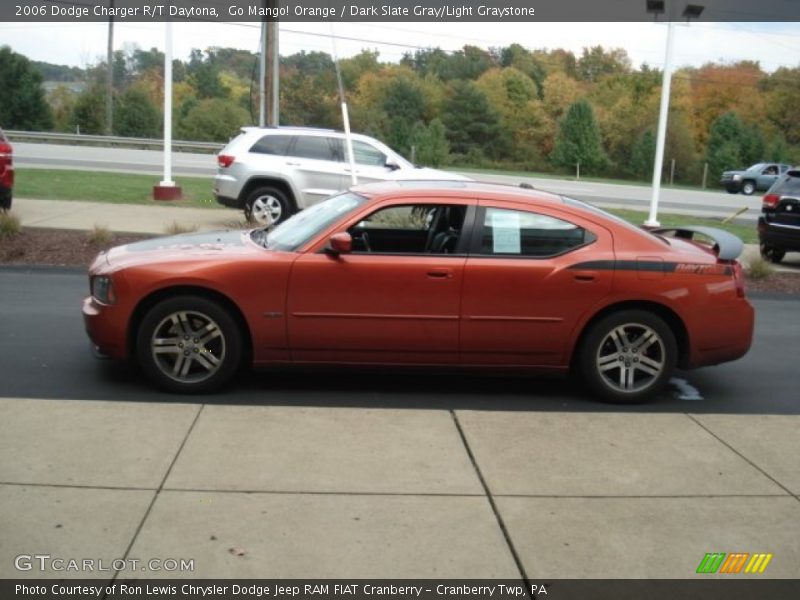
[261,0,280,127]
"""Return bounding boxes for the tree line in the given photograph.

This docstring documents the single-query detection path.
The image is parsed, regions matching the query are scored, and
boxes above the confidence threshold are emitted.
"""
[1,42,798,184]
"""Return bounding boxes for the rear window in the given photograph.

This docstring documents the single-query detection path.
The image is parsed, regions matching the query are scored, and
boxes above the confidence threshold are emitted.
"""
[770,171,800,196]
[249,135,291,156]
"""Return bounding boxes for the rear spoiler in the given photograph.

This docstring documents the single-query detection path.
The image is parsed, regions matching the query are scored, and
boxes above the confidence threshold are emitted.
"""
[650,226,744,261]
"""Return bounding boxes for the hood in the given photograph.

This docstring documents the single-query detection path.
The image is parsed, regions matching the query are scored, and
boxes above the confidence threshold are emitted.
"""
[102,229,259,269]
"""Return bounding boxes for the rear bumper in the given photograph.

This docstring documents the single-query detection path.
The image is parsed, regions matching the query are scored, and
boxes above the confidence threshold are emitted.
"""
[758,217,800,251]
[687,298,754,368]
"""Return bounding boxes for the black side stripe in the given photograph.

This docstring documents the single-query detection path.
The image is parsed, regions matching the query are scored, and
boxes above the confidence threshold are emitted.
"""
[568,260,733,276]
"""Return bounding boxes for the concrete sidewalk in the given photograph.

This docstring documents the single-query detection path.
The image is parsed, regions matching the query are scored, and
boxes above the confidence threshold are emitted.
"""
[1,397,798,579]
[10,196,800,272]
[12,197,237,235]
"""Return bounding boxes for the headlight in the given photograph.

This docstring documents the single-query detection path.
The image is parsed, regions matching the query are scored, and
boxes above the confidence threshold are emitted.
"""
[733,174,742,181]
[91,276,116,304]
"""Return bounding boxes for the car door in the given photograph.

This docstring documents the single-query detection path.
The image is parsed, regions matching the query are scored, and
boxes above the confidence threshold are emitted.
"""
[341,139,397,185]
[758,164,780,190]
[286,135,346,207]
[286,199,474,365]
[460,202,614,367]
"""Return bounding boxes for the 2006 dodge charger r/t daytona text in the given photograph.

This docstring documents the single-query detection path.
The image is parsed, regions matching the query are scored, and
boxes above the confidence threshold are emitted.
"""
[82,181,754,402]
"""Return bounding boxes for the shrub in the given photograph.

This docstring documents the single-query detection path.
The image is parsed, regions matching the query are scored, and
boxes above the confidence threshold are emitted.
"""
[0,211,21,239]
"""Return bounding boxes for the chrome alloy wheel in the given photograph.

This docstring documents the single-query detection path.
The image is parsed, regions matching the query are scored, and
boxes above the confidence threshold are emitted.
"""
[250,195,283,225]
[150,311,226,384]
[595,323,665,394]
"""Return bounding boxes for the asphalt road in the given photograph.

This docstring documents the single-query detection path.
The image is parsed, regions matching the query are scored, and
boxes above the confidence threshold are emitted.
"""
[14,142,761,221]
[0,268,796,414]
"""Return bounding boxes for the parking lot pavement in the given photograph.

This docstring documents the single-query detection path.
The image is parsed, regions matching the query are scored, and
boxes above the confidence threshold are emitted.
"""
[1,397,798,579]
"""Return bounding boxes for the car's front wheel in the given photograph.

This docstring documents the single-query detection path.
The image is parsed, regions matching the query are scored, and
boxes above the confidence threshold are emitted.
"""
[244,186,292,226]
[578,310,677,403]
[760,243,786,264]
[741,180,756,195]
[136,296,243,393]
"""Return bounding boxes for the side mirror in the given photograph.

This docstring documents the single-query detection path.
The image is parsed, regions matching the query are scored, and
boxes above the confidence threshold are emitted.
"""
[385,159,401,171]
[326,232,352,256]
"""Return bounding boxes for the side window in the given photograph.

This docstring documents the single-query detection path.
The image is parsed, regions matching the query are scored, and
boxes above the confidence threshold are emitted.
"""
[249,135,291,156]
[349,204,467,254]
[350,140,387,167]
[478,208,592,257]
[290,136,340,161]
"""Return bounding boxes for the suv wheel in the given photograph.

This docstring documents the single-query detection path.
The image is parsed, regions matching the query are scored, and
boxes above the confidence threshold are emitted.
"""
[578,310,677,403]
[244,187,292,226]
[741,180,756,195]
[760,243,786,264]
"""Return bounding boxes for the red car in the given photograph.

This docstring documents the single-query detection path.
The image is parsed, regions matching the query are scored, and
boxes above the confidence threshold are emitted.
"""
[0,129,12,210]
[83,181,754,402]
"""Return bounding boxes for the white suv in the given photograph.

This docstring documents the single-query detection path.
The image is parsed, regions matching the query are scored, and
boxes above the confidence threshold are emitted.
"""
[213,126,469,224]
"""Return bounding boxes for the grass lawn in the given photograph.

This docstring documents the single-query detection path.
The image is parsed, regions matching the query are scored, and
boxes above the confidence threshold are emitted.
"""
[15,168,220,209]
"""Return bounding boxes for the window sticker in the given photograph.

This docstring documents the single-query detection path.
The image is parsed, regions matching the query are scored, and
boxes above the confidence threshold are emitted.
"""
[490,209,521,254]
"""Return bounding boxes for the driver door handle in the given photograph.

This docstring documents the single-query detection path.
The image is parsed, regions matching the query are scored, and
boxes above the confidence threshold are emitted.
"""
[427,269,453,279]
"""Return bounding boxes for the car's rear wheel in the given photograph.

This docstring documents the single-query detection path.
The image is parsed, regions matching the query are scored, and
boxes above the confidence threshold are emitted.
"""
[741,180,756,195]
[244,186,292,226]
[578,310,677,403]
[136,296,242,393]
[760,243,786,264]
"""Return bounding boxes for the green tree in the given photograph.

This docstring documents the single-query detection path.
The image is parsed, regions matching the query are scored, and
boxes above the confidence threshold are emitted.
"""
[177,98,249,142]
[0,46,53,130]
[114,88,161,137]
[441,80,507,161]
[70,84,106,134]
[630,129,655,179]
[382,76,426,157]
[551,99,608,173]
[705,111,749,179]
[766,134,790,163]
[412,118,450,167]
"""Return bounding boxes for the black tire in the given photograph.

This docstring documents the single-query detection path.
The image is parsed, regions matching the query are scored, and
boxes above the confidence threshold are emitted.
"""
[136,295,243,394]
[578,310,677,404]
[725,186,739,194]
[759,243,786,264]
[243,186,292,226]
[741,180,756,195]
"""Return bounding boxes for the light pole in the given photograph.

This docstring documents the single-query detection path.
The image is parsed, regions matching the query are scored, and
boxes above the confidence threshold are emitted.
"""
[153,20,182,201]
[645,1,704,227]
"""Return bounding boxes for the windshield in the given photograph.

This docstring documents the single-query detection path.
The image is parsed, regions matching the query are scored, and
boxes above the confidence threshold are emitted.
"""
[562,196,669,245]
[255,192,368,251]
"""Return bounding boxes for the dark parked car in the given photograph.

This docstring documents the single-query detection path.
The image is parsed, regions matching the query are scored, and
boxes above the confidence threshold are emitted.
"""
[758,167,800,263]
[721,163,791,195]
[0,129,12,210]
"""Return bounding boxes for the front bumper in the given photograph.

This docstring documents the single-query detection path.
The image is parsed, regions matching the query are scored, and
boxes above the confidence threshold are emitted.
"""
[82,296,127,360]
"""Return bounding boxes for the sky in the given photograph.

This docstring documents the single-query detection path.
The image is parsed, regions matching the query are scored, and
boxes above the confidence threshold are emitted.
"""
[1,21,800,72]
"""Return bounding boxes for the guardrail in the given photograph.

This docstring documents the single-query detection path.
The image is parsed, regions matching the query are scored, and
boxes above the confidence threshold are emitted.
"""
[5,130,224,152]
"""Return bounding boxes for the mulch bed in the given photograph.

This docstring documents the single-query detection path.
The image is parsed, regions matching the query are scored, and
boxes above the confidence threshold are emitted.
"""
[0,227,152,268]
[1,227,799,296]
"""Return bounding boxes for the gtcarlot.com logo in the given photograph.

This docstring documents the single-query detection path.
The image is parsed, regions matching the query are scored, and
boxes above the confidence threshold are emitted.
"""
[696,552,773,574]
[14,554,194,572]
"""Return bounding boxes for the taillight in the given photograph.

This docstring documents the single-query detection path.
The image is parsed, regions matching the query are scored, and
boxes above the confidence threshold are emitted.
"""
[0,142,11,163]
[762,193,780,209]
[732,261,745,298]
[218,154,235,168]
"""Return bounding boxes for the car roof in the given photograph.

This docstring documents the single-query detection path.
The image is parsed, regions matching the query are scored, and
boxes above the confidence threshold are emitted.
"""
[352,179,566,205]
[241,126,341,136]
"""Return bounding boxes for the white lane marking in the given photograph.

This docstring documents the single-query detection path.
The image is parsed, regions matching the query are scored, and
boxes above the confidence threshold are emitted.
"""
[670,377,704,401]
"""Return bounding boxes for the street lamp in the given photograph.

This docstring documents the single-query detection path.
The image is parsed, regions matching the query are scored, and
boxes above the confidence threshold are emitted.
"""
[645,1,704,227]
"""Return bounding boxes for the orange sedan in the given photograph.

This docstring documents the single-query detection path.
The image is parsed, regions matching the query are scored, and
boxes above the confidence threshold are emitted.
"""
[83,181,754,402]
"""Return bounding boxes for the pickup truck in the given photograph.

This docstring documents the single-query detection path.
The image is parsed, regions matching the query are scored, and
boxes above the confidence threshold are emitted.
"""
[720,162,791,195]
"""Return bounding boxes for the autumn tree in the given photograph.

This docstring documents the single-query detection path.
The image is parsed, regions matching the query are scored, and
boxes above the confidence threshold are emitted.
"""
[114,88,161,137]
[551,99,608,174]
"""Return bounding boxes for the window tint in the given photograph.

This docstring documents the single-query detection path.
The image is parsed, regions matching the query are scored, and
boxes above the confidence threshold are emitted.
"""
[290,136,340,161]
[350,140,386,167]
[349,205,466,254]
[774,172,800,196]
[249,135,291,156]
[478,208,590,257]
